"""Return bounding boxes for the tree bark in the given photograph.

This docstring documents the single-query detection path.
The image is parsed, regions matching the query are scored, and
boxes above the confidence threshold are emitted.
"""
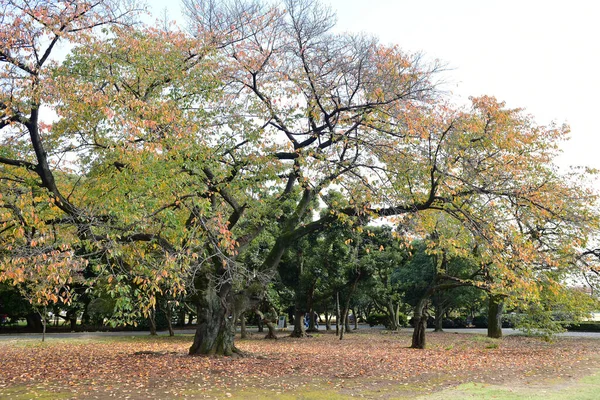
[148,309,157,336]
[306,283,318,332]
[165,303,175,337]
[41,308,47,342]
[240,312,247,339]
[189,283,240,356]
[255,309,278,339]
[411,299,428,349]
[352,307,358,330]
[335,292,340,336]
[324,305,331,331]
[487,295,504,339]
[290,307,309,337]
[386,300,399,330]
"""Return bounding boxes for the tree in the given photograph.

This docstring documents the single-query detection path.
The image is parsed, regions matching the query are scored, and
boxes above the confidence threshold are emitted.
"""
[2,0,596,357]
[360,226,407,330]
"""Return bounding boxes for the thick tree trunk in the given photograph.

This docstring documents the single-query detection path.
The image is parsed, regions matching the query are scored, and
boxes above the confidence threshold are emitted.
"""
[26,313,43,331]
[189,284,239,356]
[290,308,309,338]
[488,295,504,339]
[344,312,351,333]
[411,299,428,349]
[69,316,77,331]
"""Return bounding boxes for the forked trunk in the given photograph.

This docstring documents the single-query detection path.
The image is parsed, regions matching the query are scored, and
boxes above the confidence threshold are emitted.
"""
[386,301,400,330]
[488,295,504,339]
[324,305,331,331]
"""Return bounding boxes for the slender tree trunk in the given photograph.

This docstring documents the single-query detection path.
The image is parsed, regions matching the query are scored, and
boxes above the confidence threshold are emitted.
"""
[240,312,247,339]
[335,292,340,336]
[352,307,358,330]
[411,299,428,349]
[165,303,175,337]
[41,308,47,342]
[339,274,360,340]
[324,305,331,331]
[488,295,504,339]
[148,309,157,336]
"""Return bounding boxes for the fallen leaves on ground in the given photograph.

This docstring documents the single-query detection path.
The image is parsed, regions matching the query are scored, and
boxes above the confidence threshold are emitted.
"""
[0,330,599,399]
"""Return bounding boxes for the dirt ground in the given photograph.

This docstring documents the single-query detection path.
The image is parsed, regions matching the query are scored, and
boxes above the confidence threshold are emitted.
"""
[1,329,599,399]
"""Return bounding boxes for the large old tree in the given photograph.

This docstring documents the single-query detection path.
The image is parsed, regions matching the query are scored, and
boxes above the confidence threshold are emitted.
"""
[1,0,597,356]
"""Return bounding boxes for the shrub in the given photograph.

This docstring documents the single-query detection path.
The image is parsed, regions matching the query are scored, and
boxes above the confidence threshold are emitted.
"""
[442,318,455,328]
[472,315,488,328]
[453,318,468,328]
[564,322,600,332]
[366,313,389,327]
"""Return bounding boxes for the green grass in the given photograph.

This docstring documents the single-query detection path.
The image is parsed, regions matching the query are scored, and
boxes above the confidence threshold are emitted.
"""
[0,386,72,400]
[422,371,600,400]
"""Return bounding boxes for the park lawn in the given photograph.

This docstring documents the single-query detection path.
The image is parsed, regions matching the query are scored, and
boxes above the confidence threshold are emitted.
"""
[0,330,599,399]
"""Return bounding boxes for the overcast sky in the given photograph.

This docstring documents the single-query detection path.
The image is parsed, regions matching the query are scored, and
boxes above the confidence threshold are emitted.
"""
[148,0,600,172]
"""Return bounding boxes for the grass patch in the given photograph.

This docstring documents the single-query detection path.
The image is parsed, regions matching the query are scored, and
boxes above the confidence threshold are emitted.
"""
[424,371,600,400]
[0,386,72,400]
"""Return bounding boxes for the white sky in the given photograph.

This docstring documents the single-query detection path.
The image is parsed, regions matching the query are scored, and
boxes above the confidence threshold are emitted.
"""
[148,0,600,172]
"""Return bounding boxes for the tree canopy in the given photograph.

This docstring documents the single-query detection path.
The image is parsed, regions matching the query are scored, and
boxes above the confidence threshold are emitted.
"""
[1,0,598,355]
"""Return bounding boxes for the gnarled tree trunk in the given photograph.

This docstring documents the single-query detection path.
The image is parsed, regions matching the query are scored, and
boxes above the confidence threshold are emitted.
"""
[255,309,278,339]
[189,283,240,356]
